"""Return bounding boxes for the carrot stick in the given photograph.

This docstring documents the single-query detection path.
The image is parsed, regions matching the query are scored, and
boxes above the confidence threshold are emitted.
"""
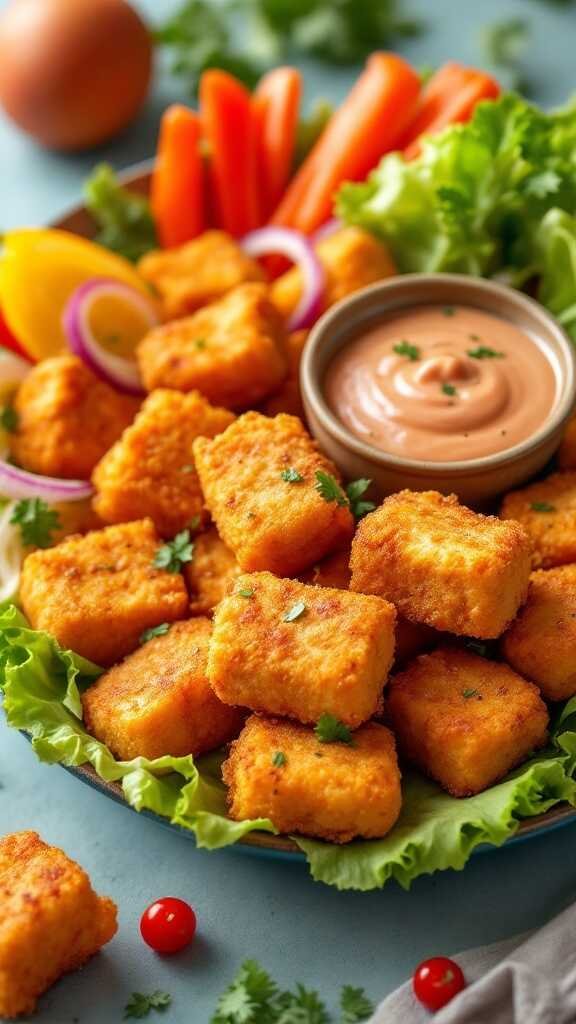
[270,53,421,235]
[151,105,205,249]
[402,64,501,160]
[254,67,302,218]
[200,70,261,237]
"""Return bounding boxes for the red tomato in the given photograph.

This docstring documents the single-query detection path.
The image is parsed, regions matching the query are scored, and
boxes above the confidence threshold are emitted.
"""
[412,956,466,1012]
[140,897,197,955]
[0,308,32,361]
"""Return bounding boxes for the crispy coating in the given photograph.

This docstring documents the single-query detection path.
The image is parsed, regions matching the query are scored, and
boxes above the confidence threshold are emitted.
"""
[388,648,549,797]
[501,472,576,569]
[0,831,116,1018]
[9,355,139,480]
[83,618,243,759]
[194,412,354,575]
[270,226,396,321]
[185,527,241,615]
[502,564,576,700]
[92,389,234,537]
[137,230,264,319]
[299,545,352,589]
[558,416,576,470]
[208,571,396,728]
[222,715,402,843]
[351,490,532,638]
[137,284,287,409]
[19,519,188,666]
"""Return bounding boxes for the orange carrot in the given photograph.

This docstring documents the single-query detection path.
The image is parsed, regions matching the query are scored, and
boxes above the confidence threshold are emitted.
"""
[402,64,501,160]
[271,53,421,235]
[254,67,302,218]
[151,105,205,248]
[200,70,261,237]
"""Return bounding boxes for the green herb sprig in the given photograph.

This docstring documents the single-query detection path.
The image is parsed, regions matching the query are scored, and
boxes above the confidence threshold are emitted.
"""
[10,499,60,549]
[140,623,170,645]
[315,714,353,745]
[153,530,194,572]
[124,991,172,1019]
[315,472,375,520]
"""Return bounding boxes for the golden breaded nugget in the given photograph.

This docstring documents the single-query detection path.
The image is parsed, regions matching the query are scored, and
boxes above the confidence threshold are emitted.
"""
[137,284,287,409]
[92,389,234,537]
[138,231,264,319]
[351,490,531,638]
[9,355,139,479]
[194,412,354,575]
[502,564,576,700]
[388,648,548,797]
[0,831,116,1018]
[394,616,435,667]
[222,715,401,843]
[271,226,396,322]
[185,527,241,615]
[557,416,576,470]
[261,330,308,419]
[209,572,396,728]
[20,519,188,665]
[299,546,351,589]
[501,472,576,569]
[83,619,243,759]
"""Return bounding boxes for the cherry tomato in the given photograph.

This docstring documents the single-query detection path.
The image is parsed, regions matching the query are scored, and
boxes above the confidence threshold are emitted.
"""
[412,956,466,1012]
[140,897,197,955]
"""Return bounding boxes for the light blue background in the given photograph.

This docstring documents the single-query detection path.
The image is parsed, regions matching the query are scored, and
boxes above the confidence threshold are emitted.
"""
[1,2,576,1021]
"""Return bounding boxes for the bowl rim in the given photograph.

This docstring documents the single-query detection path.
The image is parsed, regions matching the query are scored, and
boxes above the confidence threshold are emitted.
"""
[301,272,576,476]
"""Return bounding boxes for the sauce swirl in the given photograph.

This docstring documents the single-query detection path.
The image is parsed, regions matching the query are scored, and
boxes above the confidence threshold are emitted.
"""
[324,304,559,462]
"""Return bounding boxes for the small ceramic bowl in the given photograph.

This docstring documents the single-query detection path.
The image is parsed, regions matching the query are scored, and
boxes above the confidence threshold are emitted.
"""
[301,273,576,506]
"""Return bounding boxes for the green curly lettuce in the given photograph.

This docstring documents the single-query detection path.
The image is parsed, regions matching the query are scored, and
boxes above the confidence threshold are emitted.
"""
[1,604,576,890]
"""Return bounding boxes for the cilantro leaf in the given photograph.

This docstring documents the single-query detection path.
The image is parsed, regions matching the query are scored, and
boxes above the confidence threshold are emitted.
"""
[315,714,353,745]
[393,340,420,361]
[212,960,278,1024]
[10,499,60,549]
[153,530,194,572]
[275,984,329,1024]
[281,468,304,483]
[124,991,172,1019]
[0,405,18,432]
[139,623,170,645]
[462,688,481,699]
[272,751,287,768]
[283,602,307,623]
[467,346,505,359]
[314,471,348,507]
[84,164,157,262]
[345,479,375,520]
[340,985,374,1023]
[530,501,556,513]
[442,382,457,397]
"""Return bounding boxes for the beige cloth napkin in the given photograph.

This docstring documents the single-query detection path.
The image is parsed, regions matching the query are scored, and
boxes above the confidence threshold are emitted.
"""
[370,903,576,1024]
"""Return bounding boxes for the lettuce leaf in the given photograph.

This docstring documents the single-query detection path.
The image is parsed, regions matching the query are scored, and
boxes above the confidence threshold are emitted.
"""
[2,604,576,891]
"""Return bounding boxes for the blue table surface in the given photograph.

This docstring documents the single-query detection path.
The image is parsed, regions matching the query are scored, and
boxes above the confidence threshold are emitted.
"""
[2,1,576,1021]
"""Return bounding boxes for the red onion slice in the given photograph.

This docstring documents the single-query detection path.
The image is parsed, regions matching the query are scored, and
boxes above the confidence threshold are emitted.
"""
[241,227,325,330]
[0,460,93,502]
[63,278,158,395]
[312,218,342,245]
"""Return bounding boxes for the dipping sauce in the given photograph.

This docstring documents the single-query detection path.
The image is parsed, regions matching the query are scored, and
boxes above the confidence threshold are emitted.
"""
[324,304,559,462]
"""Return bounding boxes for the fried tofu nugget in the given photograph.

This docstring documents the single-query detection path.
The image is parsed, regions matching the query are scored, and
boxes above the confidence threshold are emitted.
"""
[351,491,532,638]
[20,519,188,665]
[222,715,402,843]
[0,831,116,1018]
[388,648,549,797]
[137,284,287,409]
[558,416,576,470]
[92,389,234,537]
[9,355,139,479]
[209,572,396,728]
[185,527,241,615]
[137,231,264,319]
[194,412,354,575]
[83,618,243,759]
[270,226,396,322]
[502,564,576,701]
[261,329,308,419]
[501,472,576,569]
[299,545,351,589]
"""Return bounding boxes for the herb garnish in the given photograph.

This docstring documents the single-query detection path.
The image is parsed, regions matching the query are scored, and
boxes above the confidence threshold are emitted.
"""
[283,601,307,622]
[124,990,172,1019]
[340,986,375,1023]
[0,405,18,432]
[272,751,287,768]
[442,382,457,396]
[530,501,556,513]
[84,163,157,263]
[281,467,304,483]
[393,340,420,361]
[443,306,456,317]
[10,498,60,548]
[315,472,375,520]
[153,529,194,572]
[315,471,349,507]
[467,346,505,359]
[140,623,170,645]
[237,587,254,599]
[195,338,207,350]
[462,688,480,699]
[315,713,353,745]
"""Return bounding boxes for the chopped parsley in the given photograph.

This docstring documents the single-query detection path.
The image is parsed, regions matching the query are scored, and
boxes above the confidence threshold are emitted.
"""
[283,601,307,622]
[530,501,556,513]
[195,338,207,350]
[124,990,172,1019]
[346,479,376,520]
[443,305,456,317]
[281,467,304,483]
[237,587,254,598]
[467,346,505,359]
[0,405,18,432]
[272,751,287,768]
[315,713,353,745]
[10,498,60,548]
[462,688,481,699]
[314,470,349,507]
[393,340,420,361]
[441,382,457,396]
[315,471,375,520]
[153,529,194,572]
[139,623,170,645]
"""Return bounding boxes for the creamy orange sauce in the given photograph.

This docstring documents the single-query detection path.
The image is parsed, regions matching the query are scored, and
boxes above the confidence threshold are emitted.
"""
[324,304,559,462]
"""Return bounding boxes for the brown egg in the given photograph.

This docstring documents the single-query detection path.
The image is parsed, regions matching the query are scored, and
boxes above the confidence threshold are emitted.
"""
[0,0,153,151]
